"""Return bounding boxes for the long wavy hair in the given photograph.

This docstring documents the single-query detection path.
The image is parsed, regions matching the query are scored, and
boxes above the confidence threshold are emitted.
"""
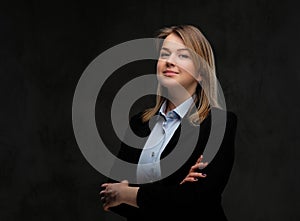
[141,25,222,124]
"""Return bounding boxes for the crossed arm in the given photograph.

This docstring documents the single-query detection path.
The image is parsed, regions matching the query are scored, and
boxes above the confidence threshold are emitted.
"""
[100,155,208,211]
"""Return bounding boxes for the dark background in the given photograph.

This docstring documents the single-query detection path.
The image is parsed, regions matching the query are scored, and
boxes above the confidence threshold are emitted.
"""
[0,0,299,220]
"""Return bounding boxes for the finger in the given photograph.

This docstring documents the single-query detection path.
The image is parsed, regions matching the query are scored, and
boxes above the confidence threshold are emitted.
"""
[191,161,207,170]
[100,189,113,197]
[121,180,129,184]
[192,161,208,170]
[99,190,106,196]
[102,194,117,210]
[190,162,202,172]
[186,177,198,182]
[180,173,207,184]
[187,172,207,178]
[196,155,203,164]
[102,196,111,207]
[191,163,204,171]
[104,190,116,200]
[101,183,109,188]
[199,162,209,169]
[191,163,201,171]
[187,172,206,177]
[103,203,109,211]
[101,197,106,203]
[198,162,209,169]
[180,177,198,184]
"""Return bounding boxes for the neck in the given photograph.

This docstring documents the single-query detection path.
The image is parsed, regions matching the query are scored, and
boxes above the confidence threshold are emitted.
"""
[161,82,197,113]
[165,90,194,113]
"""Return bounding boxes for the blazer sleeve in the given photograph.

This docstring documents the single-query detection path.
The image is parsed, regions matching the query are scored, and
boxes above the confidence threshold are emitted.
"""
[104,113,149,218]
[136,111,238,210]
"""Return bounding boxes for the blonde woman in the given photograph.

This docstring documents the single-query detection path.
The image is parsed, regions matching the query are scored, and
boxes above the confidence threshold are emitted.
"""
[100,25,238,221]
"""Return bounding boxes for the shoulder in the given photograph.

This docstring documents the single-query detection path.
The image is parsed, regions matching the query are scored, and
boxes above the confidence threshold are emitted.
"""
[204,107,238,136]
[212,107,238,136]
[209,107,238,123]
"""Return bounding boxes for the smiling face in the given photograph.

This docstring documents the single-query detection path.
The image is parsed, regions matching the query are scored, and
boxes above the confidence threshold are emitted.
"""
[157,33,201,96]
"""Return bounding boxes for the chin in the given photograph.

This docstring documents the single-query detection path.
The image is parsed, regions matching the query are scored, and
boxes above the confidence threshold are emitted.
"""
[158,75,178,86]
[158,76,188,94]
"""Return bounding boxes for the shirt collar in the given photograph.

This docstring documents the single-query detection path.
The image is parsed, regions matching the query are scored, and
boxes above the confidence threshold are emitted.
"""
[159,96,194,119]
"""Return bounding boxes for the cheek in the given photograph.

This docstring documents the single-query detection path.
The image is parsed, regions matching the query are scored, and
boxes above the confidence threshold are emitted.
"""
[179,63,197,77]
[156,60,164,73]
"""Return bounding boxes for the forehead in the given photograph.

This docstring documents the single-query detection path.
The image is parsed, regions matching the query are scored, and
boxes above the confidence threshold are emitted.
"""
[161,33,186,50]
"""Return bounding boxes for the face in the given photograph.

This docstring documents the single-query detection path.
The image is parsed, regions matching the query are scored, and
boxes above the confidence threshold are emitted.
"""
[157,33,201,95]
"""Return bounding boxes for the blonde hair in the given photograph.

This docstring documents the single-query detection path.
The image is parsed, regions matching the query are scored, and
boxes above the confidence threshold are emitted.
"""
[142,25,222,124]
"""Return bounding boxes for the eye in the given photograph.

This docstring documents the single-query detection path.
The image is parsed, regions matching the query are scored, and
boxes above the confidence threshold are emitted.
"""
[178,54,190,59]
[159,52,170,58]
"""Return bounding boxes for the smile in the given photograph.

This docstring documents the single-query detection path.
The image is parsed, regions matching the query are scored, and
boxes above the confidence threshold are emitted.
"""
[163,70,179,76]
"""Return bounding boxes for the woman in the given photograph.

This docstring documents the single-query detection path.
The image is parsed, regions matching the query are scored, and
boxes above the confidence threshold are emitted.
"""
[100,25,238,221]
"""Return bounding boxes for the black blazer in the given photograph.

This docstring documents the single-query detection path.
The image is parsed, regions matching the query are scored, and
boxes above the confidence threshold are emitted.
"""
[108,107,238,221]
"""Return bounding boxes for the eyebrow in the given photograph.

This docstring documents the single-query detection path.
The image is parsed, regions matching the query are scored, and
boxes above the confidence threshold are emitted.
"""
[161,47,190,52]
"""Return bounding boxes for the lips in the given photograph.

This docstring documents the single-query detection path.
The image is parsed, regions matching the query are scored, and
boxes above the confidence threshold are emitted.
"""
[163,70,178,76]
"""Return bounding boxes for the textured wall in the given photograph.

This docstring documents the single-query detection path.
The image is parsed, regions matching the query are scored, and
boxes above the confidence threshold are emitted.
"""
[0,1,299,220]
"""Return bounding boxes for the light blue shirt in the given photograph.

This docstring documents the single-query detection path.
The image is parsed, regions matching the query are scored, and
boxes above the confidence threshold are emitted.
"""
[136,96,194,183]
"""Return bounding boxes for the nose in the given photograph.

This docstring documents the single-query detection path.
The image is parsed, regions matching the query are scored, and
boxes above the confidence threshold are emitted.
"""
[166,54,176,66]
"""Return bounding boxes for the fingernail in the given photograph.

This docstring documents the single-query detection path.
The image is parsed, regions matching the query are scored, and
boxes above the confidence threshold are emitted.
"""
[202,173,206,176]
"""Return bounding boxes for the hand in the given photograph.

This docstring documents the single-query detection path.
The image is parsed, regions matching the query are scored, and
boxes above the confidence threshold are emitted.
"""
[100,180,129,211]
[180,155,208,185]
